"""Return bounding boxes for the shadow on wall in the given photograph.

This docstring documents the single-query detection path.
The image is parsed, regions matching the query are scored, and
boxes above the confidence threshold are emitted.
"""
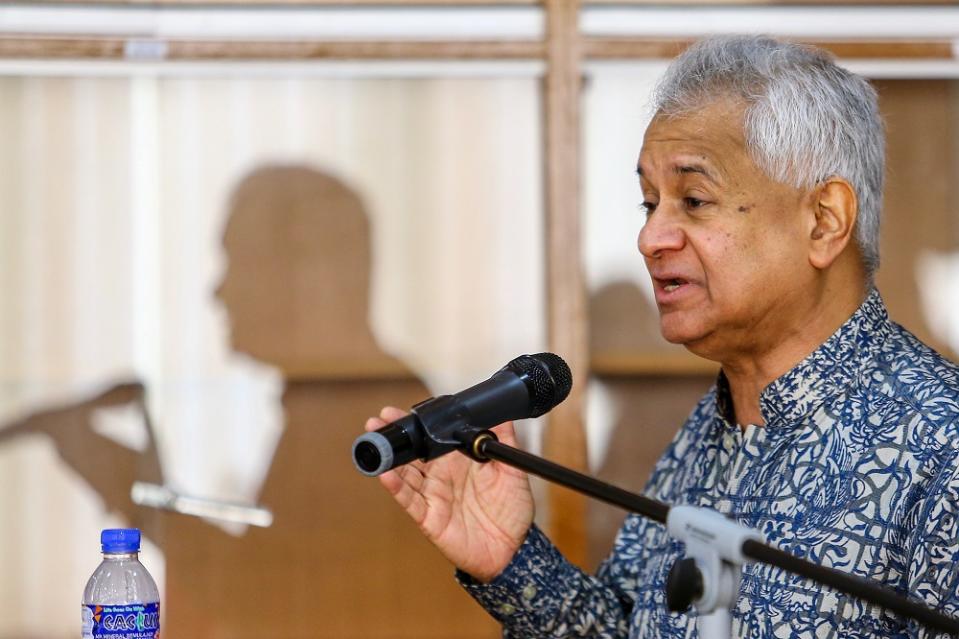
[0,165,499,639]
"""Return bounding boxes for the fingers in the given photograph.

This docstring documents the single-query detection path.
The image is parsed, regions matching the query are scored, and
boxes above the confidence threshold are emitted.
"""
[364,416,384,433]
[377,462,423,494]
[483,421,534,481]
[490,421,519,447]
[378,464,430,525]
[380,405,408,423]
[365,406,407,433]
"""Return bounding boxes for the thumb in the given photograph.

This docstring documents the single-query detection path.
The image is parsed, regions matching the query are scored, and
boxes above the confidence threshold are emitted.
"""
[489,421,520,448]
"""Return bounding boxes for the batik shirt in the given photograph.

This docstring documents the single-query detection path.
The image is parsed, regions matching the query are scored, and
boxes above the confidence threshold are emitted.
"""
[459,290,959,638]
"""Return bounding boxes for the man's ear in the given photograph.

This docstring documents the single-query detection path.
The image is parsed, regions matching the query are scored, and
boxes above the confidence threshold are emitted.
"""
[808,177,858,270]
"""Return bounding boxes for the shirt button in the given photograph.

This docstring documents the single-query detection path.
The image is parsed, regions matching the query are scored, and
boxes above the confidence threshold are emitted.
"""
[522,584,537,600]
[498,603,516,615]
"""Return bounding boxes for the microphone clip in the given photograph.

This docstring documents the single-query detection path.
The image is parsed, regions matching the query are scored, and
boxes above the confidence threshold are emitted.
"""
[411,395,496,464]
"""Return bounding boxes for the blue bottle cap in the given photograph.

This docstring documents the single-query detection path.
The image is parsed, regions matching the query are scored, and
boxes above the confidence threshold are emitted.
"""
[101,528,141,553]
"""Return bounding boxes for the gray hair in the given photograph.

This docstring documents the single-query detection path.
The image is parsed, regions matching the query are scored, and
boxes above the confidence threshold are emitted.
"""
[652,35,885,277]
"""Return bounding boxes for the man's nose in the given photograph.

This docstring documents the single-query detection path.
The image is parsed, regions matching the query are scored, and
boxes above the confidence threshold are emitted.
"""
[638,208,685,259]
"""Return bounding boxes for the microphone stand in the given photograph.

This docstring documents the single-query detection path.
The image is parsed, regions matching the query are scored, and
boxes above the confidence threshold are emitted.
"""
[457,430,959,638]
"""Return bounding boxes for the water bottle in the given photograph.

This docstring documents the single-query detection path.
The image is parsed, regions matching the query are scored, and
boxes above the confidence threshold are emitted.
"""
[81,528,160,639]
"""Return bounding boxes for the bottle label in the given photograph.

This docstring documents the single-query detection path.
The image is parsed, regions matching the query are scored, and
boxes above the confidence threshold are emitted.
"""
[82,602,160,639]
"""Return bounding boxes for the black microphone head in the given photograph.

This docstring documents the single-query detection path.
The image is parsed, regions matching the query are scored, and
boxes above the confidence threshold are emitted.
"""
[505,352,572,418]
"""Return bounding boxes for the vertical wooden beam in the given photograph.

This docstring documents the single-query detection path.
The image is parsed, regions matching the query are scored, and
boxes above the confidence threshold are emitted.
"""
[543,0,589,567]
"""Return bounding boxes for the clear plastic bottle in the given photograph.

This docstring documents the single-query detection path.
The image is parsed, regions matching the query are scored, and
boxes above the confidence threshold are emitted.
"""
[81,528,160,639]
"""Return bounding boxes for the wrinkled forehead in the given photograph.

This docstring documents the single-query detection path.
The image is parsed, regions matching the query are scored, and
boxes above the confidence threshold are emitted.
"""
[637,101,750,183]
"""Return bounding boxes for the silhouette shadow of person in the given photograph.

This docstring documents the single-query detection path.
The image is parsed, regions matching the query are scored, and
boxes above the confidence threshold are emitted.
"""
[3,165,499,638]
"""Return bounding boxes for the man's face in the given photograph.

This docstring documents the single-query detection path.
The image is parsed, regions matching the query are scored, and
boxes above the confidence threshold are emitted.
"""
[637,98,814,361]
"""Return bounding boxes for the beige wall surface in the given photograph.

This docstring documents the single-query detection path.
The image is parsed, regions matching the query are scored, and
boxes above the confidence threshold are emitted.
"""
[0,72,542,637]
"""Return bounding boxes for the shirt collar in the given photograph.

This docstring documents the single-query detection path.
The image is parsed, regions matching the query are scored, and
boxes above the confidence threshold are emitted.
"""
[713,289,890,430]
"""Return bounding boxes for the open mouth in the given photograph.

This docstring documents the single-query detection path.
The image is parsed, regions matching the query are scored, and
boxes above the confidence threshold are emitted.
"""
[661,278,687,292]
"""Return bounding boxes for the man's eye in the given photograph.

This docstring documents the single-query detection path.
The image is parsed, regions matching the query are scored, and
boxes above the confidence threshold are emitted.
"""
[684,197,706,209]
[640,201,658,216]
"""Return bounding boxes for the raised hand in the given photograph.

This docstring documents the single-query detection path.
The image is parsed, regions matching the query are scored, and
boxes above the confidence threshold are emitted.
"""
[365,406,534,583]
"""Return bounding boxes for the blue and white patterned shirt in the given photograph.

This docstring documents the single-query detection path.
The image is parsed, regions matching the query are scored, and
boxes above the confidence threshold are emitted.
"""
[460,290,959,638]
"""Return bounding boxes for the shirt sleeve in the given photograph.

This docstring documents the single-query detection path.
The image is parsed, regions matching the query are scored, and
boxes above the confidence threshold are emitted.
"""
[905,449,959,639]
[455,524,634,638]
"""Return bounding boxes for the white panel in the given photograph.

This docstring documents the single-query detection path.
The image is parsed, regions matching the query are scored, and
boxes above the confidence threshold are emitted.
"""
[0,4,543,40]
[0,75,149,638]
[0,80,14,375]
[583,63,667,300]
[70,78,100,377]
[18,78,45,386]
[582,6,959,40]
[0,60,546,79]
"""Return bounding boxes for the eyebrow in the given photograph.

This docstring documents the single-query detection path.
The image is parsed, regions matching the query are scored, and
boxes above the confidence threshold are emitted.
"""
[636,163,720,182]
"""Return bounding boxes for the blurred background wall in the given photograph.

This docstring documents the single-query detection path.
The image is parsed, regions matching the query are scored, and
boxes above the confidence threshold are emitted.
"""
[0,2,957,637]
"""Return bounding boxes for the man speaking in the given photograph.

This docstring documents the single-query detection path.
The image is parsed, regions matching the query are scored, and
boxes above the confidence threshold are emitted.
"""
[364,35,959,637]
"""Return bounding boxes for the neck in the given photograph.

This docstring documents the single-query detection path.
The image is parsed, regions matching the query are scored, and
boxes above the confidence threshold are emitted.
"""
[721,278,868,428]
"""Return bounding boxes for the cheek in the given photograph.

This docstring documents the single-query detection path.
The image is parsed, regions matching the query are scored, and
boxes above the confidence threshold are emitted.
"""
[755,216,808,269]
[698,230,744,282]
[700,228,789,310]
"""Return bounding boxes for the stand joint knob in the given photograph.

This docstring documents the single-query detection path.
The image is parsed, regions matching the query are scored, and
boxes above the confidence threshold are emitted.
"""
[666,557,704,613]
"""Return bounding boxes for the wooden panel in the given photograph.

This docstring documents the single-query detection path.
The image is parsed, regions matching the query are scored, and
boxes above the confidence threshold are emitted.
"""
[30,0,536,4]
[542,0,590,568]
[584,38,957,60]
[585,0,958,4]
[24,0,959,5]
[0,36,544,60]
[816,40,956,59]
[2,36,954,63]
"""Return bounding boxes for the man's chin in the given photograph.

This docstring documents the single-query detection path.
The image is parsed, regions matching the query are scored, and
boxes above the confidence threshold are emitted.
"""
[659,319,709,348]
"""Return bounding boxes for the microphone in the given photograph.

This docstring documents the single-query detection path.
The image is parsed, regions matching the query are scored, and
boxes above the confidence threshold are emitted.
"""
[352,352,572,477]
